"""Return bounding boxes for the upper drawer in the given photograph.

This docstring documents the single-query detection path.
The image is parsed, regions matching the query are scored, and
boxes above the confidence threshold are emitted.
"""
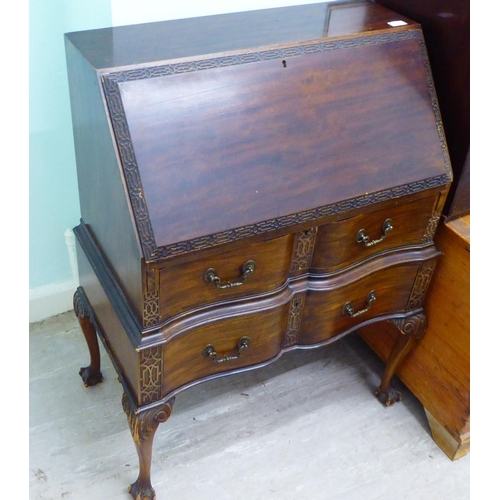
[311,194,437,272]
[158,234,295,320]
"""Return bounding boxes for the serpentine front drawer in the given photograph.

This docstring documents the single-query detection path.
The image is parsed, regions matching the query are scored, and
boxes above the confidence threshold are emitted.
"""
[65,2,452,498]
[158,233,295,321]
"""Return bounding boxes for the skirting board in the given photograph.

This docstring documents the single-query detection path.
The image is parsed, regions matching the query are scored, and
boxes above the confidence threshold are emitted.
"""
[30,229,80,323]
[29,279,79,323]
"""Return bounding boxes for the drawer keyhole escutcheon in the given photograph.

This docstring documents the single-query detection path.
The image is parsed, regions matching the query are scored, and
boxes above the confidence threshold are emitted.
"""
[343,290,376,318]
[202,336,251,363]
[356,219,393,247]
[204,260,256,289]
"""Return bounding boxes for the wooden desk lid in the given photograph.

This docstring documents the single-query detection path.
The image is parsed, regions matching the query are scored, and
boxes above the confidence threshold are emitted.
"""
[70,2,452,261]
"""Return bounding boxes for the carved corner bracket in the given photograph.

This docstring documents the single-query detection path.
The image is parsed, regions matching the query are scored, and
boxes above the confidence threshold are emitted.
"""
[122,393,175,500]
[122,393,175,444]
[389,312,428,341]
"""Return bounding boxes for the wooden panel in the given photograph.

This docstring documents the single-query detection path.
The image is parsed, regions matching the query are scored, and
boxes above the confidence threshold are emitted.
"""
[376,0,470,214]
[448,150,470,219]
[65,38,143,318]
[75,241,140,401]
[299,262,420,345]
[359,215,470,458]
[114,35,448,251]
[158,234,295,320]
[162,304,289,394]
[64,2,417,71]
[312,193,437,272]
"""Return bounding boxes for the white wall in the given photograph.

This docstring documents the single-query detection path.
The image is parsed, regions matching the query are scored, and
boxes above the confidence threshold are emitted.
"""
[29,0,322,322]
[29,0,112,322]
[110,0,322,25]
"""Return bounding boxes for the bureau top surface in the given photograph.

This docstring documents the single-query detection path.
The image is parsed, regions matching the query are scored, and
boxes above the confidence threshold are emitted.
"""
[65,2,416,70]
[66,2,451,262]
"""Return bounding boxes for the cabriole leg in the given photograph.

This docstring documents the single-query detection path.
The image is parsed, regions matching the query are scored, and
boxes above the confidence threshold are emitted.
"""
[376,312,427,406]
[73,288,103,387]
[122,393,175,500]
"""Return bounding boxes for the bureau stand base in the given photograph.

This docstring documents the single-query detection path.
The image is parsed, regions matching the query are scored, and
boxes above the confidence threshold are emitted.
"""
[73,279,429,497]
[73,289,103,387]
[376,312,427,406]
[122,393,176,500]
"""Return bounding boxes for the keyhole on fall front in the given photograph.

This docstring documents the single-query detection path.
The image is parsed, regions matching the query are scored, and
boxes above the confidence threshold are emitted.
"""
[282,59,287,68]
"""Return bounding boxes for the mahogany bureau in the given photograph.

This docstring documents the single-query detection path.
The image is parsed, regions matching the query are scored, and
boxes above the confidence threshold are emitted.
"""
[64,2,452,498]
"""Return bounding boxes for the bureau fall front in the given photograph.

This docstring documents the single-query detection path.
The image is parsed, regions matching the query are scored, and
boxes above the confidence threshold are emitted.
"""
[64,2,452,498]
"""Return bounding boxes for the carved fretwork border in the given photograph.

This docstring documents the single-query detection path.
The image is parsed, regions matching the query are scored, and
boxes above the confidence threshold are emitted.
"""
[138,346,163,405]
[284,294,306,347]
[407,260,437,310]
[102,29,452,263]
[143,267,161,327]
[143,291,160,327]
[423,212,440,243]
[290,227,318,273]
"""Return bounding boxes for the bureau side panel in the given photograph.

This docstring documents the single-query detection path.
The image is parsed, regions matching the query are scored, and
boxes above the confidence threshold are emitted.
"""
[65,37,143,318]
[75,241,140,401]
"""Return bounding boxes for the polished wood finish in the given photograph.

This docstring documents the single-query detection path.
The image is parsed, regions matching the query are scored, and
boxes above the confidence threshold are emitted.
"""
[73,288,103,387]
[359,214,470,459]
[118,35,445,250]
[65,2,417,71]
[311,191,439,272]
[300,254,432,345]
[122,393,175,500]
[159,233,294,321]
[448,150,470,220]
[163,304,289,394]
[65,3,452,497]
[375,0,469,215]
[65,40,143,318]
[376,312,427,405]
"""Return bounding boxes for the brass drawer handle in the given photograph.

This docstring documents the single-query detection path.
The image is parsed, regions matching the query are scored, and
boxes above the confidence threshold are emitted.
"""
[356,219,393,247]
[202,336,250,363]
[343,290,376,318]
[203,260,256,289]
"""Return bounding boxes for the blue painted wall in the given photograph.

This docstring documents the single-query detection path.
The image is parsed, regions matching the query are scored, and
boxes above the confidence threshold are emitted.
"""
[29,0,112,289]
[29,1,315,291]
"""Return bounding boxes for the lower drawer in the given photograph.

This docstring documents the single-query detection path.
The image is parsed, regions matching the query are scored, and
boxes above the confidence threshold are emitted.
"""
[299,262,420,345]
[162,303,290,394]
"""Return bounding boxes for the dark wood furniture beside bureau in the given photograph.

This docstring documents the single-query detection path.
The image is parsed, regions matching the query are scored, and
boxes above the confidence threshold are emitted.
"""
[65,2,452,498]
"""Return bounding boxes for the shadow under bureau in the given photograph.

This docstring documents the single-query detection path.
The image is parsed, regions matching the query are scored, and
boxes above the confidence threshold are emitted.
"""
[64,2,452,498]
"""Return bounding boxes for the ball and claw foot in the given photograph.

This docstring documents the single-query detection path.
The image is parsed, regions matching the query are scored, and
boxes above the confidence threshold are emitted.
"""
[74,289,104,388]
[79,366,104,387]
[375,313,428,407]
[128,480,156,500]
[375,386,402,406]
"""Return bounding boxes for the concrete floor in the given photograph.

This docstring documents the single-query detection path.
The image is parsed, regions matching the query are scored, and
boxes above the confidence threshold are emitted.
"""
[30,311,470,500]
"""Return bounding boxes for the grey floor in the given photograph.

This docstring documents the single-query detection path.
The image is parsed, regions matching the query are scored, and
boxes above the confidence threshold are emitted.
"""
[30,311,470,500]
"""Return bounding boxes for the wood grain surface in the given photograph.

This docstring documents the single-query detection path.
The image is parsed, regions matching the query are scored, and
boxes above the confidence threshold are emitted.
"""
[359,215,470,459]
